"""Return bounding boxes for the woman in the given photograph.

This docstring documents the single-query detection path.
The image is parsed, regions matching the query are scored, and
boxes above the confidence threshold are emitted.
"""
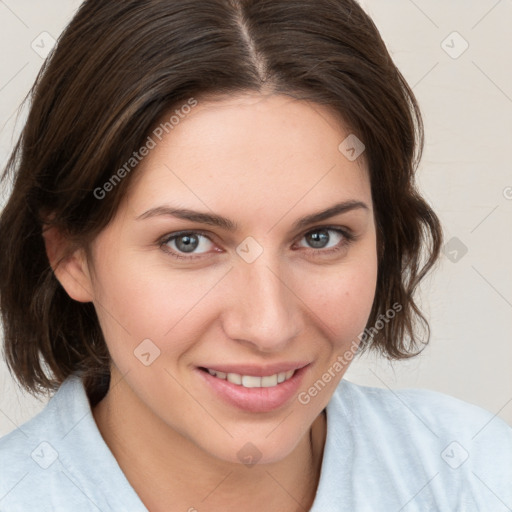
[0,0,510,510]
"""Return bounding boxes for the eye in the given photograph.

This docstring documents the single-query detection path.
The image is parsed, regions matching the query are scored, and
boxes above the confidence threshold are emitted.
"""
[159,227,356,261]
[295,227,354,256]
[160,231,216,259]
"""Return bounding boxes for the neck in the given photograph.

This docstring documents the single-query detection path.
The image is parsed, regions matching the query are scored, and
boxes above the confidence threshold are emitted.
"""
[92,369,326,512]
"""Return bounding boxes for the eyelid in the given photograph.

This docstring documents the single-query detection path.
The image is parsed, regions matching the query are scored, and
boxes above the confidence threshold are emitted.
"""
[160,229,214,242]
[158,229,216,250]
[293,224,355,243]
[293,225,355,249]
[298,224,353,237]
[159,225,356,260]
[159,225,353,244]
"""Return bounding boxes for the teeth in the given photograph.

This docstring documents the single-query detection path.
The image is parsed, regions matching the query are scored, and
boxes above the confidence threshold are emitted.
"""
[207,369,296,388]
[242,375,261,388]
[227,372,242,385]
[261,375,278,387]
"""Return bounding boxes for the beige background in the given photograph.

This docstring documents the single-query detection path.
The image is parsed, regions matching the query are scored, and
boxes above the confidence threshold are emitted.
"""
[1,0,511,436]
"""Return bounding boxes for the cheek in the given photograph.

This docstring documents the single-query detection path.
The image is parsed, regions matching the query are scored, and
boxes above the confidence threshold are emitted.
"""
[299,253,378,348]
[90,226,378,363]
[90,251,224,361]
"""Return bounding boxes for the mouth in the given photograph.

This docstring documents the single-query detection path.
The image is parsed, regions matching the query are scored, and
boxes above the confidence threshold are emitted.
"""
[199,367,296,388]
[196,363,310,413]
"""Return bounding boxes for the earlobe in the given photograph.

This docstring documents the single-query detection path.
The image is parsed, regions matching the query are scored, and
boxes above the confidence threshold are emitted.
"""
[42,224,94,303]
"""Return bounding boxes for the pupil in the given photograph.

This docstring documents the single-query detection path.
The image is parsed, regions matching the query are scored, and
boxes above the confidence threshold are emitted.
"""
[176,234,198,253]
[307,230,329,248]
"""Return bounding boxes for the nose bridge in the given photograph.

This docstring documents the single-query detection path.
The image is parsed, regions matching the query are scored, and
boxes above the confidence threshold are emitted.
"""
[223,255,301,351]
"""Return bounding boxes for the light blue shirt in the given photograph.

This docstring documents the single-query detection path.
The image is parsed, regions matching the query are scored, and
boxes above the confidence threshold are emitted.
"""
[0,374,511,511]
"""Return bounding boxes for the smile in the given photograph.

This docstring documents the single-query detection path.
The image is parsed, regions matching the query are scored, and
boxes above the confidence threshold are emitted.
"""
[197,363,310,412]
[205,368,295,388]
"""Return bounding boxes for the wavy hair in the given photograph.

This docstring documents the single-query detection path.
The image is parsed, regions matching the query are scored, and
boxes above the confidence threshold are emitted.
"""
[0,0,442,405]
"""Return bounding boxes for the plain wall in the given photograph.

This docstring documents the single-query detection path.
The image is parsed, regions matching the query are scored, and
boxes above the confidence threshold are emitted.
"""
[0,0,511,436]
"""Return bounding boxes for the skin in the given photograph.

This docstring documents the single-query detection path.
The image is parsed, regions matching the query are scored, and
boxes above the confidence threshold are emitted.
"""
[46,93,378,511]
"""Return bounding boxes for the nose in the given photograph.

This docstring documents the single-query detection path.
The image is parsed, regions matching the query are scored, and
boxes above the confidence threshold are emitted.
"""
[220,257,303,353]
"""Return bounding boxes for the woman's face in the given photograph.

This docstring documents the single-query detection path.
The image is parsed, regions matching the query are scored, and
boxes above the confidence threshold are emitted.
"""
[82,93,377,464]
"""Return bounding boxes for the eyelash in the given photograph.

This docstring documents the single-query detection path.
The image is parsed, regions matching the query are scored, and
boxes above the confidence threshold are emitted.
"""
[158,226,357,261]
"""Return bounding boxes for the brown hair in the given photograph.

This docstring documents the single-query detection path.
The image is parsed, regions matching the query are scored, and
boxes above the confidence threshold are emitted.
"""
[0,0,442,405]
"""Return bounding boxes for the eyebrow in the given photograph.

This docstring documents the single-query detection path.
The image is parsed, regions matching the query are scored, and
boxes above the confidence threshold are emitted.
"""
[136,200,369,232]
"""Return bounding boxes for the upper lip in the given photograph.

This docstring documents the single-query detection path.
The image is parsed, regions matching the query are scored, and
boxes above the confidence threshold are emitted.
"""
[200,362,310,377]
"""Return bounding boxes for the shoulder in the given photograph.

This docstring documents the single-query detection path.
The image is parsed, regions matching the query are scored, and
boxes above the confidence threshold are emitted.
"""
[0,376,98,511]
[0,386,60,477]
[0,375,145,512]
[311,380,512,510]
[325,380,512,509]
[334,379,512,453]
[338,379,512,439]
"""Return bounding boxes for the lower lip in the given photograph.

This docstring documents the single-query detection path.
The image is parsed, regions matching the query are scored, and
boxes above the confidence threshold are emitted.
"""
[196,365,309,413]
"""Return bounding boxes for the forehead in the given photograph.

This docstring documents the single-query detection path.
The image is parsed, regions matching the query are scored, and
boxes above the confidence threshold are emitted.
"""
[123,93,372,224]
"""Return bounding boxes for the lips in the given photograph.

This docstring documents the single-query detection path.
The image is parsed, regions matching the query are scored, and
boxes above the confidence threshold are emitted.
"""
[196,362,310,413]
[203,367,296,388]
[199,361,310,377]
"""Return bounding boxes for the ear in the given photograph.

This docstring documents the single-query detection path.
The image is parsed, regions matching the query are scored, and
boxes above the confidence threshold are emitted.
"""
[42,224,94,303]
